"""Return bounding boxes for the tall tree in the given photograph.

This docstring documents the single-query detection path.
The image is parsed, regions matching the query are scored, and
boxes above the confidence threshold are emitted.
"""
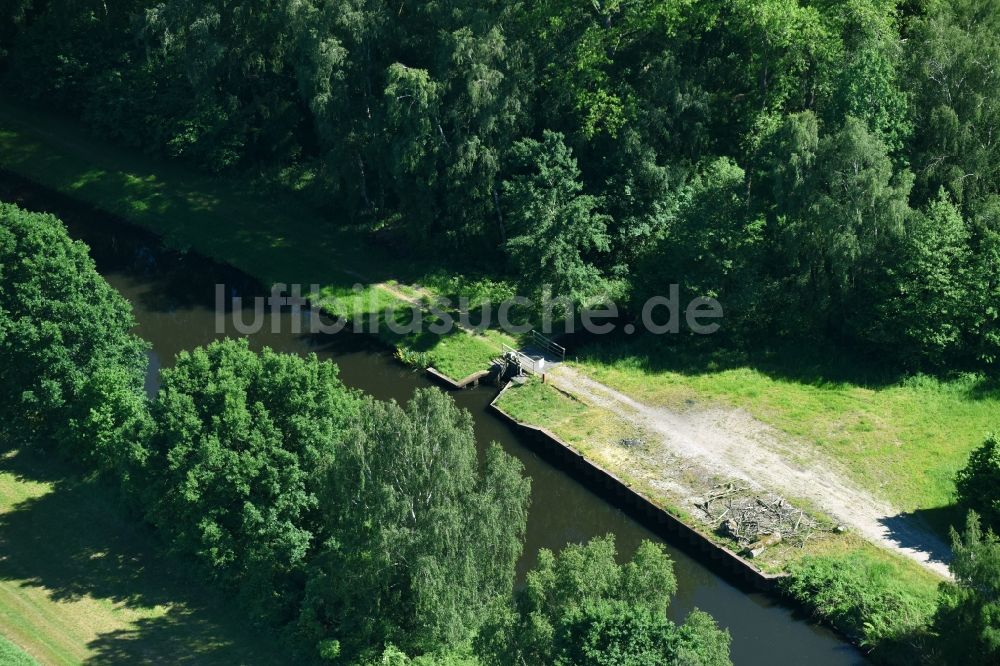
[298,388,530,661]
[502,130,610,304]
[825,0,910,152]
[0,202,147,450]
[476,535,730,666]
[638,157,761,312]
[906,0,1000,209]
[765,113,913,338]
[956,435,1000,532]
[877,190,972,364]
[931,512,1000,664]
[145,339,358,620]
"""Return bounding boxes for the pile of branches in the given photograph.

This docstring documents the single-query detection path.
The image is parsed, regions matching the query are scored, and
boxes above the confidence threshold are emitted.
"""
[696,483,816,552]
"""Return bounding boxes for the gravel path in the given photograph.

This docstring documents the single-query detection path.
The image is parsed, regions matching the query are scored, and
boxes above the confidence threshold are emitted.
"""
[549,365,952,578]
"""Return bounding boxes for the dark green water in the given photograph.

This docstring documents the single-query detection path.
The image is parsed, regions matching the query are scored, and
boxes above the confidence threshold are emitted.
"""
[1,173,865,665]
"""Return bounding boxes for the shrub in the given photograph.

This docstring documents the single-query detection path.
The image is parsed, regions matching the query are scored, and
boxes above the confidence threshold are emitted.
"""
[782,552,936,659]
[955,434,1000,531]
[930,511,1000,665]
[396,345,433,369]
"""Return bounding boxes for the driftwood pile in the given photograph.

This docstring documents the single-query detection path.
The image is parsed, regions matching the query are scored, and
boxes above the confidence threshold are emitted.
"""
[696,483,816,558]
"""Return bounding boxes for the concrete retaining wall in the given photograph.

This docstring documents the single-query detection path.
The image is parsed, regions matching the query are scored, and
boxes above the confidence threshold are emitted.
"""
[426,367,491,389]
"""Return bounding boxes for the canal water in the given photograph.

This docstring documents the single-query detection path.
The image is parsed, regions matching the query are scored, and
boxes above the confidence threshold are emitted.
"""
[1,173,865,665]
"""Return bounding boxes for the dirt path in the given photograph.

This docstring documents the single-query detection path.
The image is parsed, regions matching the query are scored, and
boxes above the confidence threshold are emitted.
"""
[548,365,952,578]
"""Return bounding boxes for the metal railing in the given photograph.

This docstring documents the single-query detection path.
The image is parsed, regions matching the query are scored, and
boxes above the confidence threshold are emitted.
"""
[502,343,542,374]
[530,329,565,362]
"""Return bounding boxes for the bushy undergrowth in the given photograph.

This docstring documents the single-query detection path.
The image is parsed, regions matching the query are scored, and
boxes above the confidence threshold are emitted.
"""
[782,553,937,662]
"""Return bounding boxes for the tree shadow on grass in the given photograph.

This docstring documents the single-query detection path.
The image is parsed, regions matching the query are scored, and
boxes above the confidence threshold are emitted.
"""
[570,330,999,398]
[878,505,962,569]
[886,503,968,544]
[85,608,275,666]
[0,448,283,664]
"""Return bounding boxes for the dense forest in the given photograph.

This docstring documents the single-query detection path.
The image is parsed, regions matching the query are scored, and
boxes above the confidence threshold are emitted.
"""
[2,0,999,368]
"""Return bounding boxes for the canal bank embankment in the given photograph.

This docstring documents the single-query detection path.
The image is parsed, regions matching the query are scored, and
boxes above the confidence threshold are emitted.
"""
[489,381,785,592]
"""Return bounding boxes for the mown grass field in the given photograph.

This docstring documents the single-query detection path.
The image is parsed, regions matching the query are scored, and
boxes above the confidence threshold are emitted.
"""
[0,101,506,380]
[0,448,284,665]
[569,348,998,529]
[1,634,37,665]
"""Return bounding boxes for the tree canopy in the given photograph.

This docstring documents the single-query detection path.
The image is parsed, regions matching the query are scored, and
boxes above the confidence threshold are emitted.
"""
[299,388,530,661]
[4,0,1000,366]
[931,512,1000,665]
[0,202,147,449]
[477,535,731,666]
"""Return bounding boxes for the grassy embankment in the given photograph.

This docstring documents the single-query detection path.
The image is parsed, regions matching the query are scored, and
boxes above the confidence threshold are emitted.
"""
[495,343,996,654]
[1,634,37,666]
[571,353,997,519]
[0,448,286,665]
[0,101,510,381]
[498,331,998,529]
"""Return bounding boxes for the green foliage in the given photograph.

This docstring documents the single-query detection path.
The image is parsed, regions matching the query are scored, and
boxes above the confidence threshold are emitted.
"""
[363,644,479,666]
[0,201,148,448]
[930,512,1000,664]
[145,338,359,619]
[782,552,937,654]
[502,130,610,304]
[299,388,530,661]
[955,435,1000,531]
[477,535,730,666]
[878,190,973,365]
[638,157,761,309]
[967,195,1000,365]
[907,0,1000,208]
[4,0,1000,368]
[826,0,911,152]
[396,346,433,370]
[68,364,154,499]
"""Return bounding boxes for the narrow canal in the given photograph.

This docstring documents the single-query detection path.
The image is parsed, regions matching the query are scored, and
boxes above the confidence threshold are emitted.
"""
[1,172,865,665]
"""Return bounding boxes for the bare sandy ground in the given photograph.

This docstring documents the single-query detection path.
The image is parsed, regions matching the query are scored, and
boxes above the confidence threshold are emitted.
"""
[548,365,952,578]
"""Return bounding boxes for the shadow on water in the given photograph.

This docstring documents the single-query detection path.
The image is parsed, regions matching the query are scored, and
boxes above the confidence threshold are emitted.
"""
[0,449,284,664]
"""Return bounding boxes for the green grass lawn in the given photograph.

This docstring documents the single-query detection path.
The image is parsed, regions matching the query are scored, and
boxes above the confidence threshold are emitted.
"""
[0,448,285,665]
[0,634,37,666]
[0,101,504,381]
[495,379,645,456]
[570,352,997,526]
